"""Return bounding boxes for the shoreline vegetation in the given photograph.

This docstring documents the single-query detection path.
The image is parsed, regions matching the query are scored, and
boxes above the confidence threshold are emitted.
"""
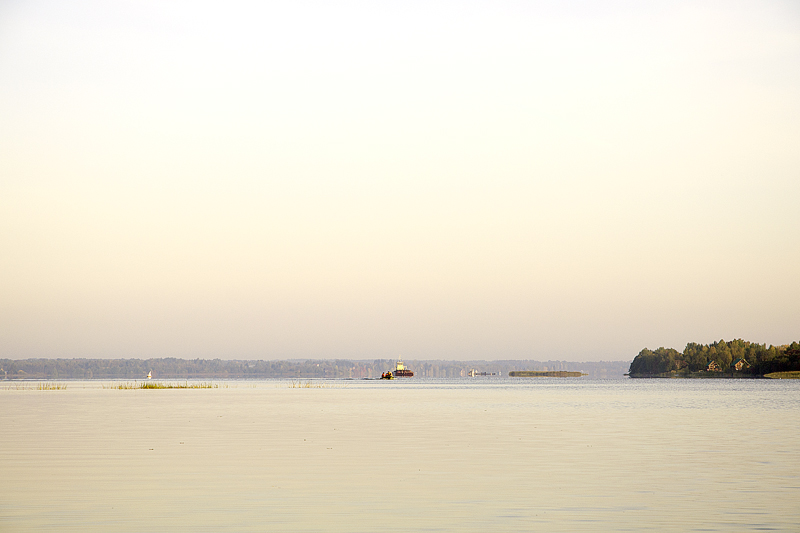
[764,371,800,379]
[628,339,800,378]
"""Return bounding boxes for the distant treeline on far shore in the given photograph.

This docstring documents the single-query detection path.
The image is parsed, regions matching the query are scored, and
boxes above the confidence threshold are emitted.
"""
[0,358,630,380]
[629,339,800,377]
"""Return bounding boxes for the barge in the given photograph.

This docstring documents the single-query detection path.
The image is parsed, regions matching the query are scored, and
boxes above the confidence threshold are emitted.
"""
[393,359,414,377]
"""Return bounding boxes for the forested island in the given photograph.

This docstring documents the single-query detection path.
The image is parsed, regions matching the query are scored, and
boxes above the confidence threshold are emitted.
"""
[628,339,800,378]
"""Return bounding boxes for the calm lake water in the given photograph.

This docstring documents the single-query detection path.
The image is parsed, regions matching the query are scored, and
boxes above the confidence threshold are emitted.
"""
[1,378,798,532]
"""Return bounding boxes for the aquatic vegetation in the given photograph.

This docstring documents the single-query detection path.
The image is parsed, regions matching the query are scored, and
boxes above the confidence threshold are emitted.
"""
[37,382,67,390]
[105,381,220,389]
[139,381,219,389]
[31,382,65,390]
[0,382,68,390]
[288,379,341,388]
[764,371,800,379]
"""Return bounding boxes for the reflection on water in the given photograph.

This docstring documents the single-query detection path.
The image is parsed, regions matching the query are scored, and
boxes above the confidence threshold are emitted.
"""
[1,379,798,532]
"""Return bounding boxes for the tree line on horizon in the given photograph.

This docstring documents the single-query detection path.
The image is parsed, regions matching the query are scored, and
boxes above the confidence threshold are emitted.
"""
[0,357,630,380]
[628,339,800,376]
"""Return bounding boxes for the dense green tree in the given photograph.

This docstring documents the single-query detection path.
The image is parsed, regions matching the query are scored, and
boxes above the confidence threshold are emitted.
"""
[629,347,681,375]
[683,343,708,371]
[710,339,733,369]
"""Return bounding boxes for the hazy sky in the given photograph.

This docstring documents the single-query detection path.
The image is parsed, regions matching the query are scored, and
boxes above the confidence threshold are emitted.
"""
[1,0,798,361]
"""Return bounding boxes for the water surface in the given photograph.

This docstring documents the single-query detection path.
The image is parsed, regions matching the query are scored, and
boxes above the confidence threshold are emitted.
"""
[1,378,798,531]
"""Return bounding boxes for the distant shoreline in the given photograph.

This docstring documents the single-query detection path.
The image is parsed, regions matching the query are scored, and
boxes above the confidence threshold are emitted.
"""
[0,358,631,380]
[509,371,587,378]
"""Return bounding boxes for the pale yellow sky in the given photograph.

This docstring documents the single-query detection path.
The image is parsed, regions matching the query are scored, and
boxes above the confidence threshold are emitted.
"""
[1,0,798,360]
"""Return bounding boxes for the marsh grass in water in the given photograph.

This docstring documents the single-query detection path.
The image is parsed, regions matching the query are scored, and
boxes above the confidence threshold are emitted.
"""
[289,379,342,388]
[764,371,800,379]
[1,382,68,390]
[105,381,221,389]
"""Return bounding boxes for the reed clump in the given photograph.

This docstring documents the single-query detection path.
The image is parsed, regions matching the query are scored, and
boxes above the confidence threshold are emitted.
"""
[38,382,67,390]
[288,380,341,388]
[0,382,68,390]
[105,381,220,389]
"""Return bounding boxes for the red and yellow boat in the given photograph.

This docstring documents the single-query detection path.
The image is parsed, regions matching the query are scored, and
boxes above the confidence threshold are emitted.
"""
[393,359,414,377]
